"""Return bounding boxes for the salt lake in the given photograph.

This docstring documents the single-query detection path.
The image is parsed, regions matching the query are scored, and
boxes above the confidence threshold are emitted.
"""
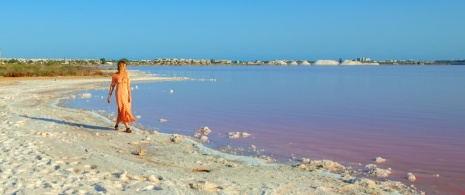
[67,65,465,194]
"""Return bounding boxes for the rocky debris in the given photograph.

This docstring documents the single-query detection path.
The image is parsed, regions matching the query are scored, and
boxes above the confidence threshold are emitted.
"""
[374,157,386,163]
[407,173,416,182]
[135,115,141,119]
[228,131,251,139]
[196,127,212,135]
[169,89,174,94]
[170,134,183,143]
[159,118,167,123]
[365,164,391,178]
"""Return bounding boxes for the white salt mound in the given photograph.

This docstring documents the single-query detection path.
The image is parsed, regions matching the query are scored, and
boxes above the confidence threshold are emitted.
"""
[407,173,416,182]
[197,127,212,135]
[314,60,339,65]
[374,157,386,163]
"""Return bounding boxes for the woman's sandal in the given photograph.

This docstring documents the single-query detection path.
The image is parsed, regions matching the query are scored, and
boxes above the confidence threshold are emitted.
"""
[126,128,132,133]
[114,125,119,130]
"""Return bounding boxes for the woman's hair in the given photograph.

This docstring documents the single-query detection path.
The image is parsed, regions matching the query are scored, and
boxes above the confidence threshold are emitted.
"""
[117,60,127,72]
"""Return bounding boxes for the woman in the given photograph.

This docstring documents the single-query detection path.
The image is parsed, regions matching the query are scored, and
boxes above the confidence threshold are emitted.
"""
[107,60,136,133]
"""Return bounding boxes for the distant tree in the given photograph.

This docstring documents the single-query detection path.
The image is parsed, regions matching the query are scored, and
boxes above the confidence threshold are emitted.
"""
[100,58,107,64]
[8,58,19,64]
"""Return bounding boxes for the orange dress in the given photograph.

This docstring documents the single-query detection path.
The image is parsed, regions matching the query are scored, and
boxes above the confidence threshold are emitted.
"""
[111,72,136,123]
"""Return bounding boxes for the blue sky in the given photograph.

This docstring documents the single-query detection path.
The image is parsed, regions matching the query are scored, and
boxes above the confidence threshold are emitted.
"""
[1,0,464,61]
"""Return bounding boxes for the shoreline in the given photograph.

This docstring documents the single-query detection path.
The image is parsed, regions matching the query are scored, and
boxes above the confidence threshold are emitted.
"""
[0,71,424,194]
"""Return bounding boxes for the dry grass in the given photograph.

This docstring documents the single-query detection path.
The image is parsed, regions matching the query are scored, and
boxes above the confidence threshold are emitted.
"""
[0,63,110,77]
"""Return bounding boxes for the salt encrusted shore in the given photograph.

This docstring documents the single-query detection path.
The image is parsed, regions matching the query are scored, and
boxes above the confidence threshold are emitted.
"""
[0,71,424,194]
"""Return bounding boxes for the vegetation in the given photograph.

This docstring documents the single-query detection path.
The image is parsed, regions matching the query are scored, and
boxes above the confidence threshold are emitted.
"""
[0,63,110,77]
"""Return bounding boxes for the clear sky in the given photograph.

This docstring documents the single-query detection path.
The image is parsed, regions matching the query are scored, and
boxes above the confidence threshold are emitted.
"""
[1,0,464,61]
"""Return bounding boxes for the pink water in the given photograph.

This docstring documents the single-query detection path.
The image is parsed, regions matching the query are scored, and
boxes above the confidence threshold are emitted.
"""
[71,65,465,194]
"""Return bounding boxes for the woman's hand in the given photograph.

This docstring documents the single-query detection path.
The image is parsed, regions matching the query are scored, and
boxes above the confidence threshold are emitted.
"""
[107,95,111,103]
[128,95,131,103]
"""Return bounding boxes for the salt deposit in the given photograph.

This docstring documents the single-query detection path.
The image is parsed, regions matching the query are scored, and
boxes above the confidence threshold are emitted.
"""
[407,173,417,182]
[196,126,212,135]
[228,131,251,139]
[79,93,92,99]
[374,156,386,163]
[0,72,425,195]
[299,61,311,66]
[314,60,339,65]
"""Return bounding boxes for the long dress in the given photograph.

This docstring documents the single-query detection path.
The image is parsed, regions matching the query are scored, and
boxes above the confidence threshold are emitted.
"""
[111,72,136,123]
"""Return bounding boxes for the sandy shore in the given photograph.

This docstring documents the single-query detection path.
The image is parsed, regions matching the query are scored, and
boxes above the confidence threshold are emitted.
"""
[0,71,424,194]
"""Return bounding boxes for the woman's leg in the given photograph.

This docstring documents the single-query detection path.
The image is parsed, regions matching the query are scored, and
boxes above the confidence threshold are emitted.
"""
[115,117,120,130]
[124,122,132,133]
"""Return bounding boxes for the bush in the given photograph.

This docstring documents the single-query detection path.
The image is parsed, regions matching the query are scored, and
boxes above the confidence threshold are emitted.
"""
[0,63,111,77]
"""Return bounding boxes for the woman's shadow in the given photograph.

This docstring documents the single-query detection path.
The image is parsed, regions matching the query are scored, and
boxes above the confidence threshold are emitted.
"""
[21,115,112,131]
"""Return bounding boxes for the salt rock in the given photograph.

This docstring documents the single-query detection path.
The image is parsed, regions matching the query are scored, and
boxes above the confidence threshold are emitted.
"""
[358,178,377,189]
[189,181,219,192]
[241,132,251,137]
[374,157,386,163]
[200,136,208,142]
[298,164,307,170]
[169,89,174,94]
[300,158,311,164]
[148,175,160,184]
[250,145,257,151]
[368,168,392,178]
[136,115,141,119]
[170,134,183,143]
[119,171,128,181]
[197,127,212,135]
[407,173,416,182]
[228,132,241,139]
[79,93,92,99]
[193,133,202,138]
[159,118,167,122]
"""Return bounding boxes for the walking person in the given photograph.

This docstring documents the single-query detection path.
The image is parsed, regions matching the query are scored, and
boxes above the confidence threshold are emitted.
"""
[107,60,136,133]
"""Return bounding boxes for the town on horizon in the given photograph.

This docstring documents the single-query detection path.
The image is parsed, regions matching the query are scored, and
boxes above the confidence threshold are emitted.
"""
[1,57,465,66]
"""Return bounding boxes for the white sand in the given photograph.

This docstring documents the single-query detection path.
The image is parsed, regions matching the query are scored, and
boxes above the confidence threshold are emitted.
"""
[0,71,424,194]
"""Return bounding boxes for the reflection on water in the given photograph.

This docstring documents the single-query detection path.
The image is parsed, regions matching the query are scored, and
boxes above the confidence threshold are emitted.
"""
[68,65,465,194]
